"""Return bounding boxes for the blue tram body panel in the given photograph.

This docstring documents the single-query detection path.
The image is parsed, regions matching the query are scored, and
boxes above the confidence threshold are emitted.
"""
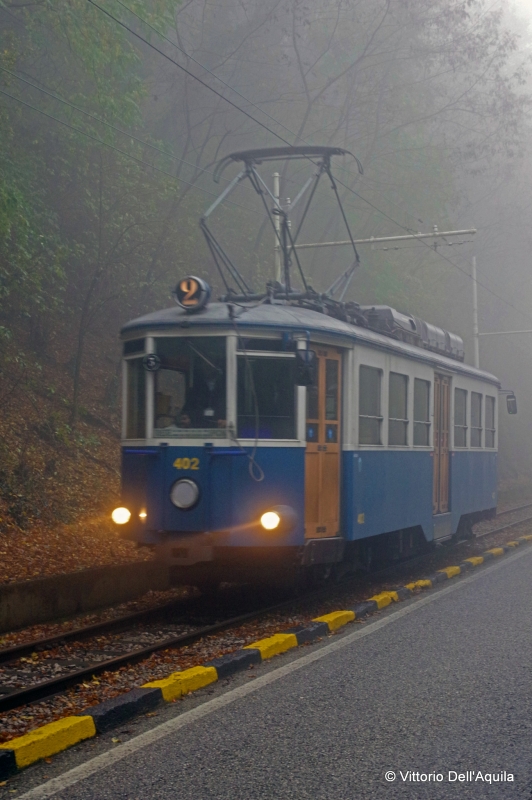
[341,451,434,541]
[450,451,497,530]
[122,445,305,547]
[341,450,497,542]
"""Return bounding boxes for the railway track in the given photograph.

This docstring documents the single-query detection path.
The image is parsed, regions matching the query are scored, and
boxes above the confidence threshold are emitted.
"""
[474,501,532,539]
[1,503,532,716]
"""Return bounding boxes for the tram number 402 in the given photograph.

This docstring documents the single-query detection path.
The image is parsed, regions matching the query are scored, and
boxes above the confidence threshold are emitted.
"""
[173,458,200,470]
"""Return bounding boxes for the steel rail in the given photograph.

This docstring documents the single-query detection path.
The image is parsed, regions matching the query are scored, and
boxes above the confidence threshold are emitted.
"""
[0,596,199,667]
[494,501,532,516]
[0,594,313,713]
[475,514,532,539]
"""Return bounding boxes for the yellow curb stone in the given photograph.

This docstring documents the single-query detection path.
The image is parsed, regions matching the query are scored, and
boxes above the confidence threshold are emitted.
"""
[176,666,218,694]
[486,547,505,556]
[0,716,96,769]
[506,541,519,547]
[313,610,355,631]
[405,579,432,591]
[244,633,298,659]
[143,666,217,701]
[438,566,461,578]
[521,535,532,541]
[385,591,401,602]
[143,674,183,702]
[367,592,393,609]
[464,556,484,566]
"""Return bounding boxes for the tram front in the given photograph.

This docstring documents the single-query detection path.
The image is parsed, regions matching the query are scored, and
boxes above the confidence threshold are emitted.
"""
[113,308,307,587]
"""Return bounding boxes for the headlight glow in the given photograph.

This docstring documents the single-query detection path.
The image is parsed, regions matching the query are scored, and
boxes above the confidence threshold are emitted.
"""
[139,510,147,519]
[261,511,281,530]
[112,507,131,525]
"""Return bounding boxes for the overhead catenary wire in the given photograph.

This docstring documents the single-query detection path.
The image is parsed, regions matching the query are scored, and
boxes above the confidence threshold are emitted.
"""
[91,0,532,328]
[0,88,258,214]
[110,0,498,236]
[7,0,527,330]
[0,65,226,183]
[85,0,295,149]
[333,178,532,328]
[112,0,302,144]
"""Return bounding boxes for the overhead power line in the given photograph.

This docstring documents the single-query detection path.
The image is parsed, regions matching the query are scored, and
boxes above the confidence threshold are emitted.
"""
[93,0,532,327]
[5,0,527,329]
[85,0,295,148]
[0,88,257,213]
[334,178,532,327]
[112,0,301,143]
[0,65,223,182]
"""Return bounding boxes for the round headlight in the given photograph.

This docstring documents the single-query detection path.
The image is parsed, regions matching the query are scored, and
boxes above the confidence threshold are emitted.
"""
[170,479,200,510]
[261,511,281,530]
[259,505,298,533]
[112,507,131,525]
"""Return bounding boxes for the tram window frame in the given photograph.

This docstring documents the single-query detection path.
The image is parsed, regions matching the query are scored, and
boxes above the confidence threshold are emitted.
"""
[388,372,408,446]
[413,378,431,446]
[454,388,468,448]
[358,365,383,445]
[126,358,146,439]
[236,351,297,440]
[485,395,496,448]
[471,391,483,447]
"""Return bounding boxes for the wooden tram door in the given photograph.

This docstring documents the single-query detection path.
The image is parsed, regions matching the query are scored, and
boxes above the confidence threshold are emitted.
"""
[305,348,341,538]
[433,374,450,514]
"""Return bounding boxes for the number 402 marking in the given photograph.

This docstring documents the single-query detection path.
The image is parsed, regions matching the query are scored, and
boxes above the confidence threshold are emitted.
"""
[173,457,199,470]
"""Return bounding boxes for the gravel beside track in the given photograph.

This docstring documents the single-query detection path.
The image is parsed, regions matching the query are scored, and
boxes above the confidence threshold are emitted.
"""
[1,513,530,744]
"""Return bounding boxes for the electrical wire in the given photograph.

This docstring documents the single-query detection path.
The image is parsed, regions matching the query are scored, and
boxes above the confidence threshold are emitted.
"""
[0,88,257,213]
[112,0,301,143]
[110,0,432,228]
[0,65,225,182]
[93,0,525,321]
[11,0,528,328]
[86,0,295,148]
[333,177,532,327]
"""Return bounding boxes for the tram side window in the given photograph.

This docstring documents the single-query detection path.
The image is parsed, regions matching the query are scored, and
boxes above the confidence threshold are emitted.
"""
[126,359,146,439]
[454,388,467,447]
[413,379,430,446]
[389,372,408,446]
[471,392,482,447]
[237,356,296,438]
[485,396,496,448]
[359,366,382,445]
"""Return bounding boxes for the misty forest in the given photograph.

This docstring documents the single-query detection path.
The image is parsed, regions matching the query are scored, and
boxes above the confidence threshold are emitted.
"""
[1,0,532,538]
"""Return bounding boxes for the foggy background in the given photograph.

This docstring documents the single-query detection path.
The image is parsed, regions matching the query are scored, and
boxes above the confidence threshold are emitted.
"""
[1,0,532,527]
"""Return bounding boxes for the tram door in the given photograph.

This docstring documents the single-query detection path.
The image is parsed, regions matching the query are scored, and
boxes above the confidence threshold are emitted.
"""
[433,374,450,514]
[305,348,341,538]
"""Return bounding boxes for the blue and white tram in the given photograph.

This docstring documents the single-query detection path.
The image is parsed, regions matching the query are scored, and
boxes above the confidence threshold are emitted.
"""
[113,291,501,587]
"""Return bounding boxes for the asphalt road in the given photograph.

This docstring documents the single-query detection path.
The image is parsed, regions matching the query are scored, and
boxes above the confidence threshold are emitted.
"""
[16,546,532,800]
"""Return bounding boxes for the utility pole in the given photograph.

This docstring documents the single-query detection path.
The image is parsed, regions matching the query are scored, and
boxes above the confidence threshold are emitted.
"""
[472,255,480,369]
[273,172,281,283]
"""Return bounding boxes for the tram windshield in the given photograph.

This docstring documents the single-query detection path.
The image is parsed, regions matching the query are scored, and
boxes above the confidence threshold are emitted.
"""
[154,337,226,438]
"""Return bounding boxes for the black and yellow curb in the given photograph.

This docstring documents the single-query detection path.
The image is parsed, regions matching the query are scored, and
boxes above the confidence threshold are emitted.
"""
[1,534,531,779]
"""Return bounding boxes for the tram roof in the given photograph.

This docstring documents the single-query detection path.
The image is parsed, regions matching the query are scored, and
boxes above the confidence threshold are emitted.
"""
[122,301,499,385]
